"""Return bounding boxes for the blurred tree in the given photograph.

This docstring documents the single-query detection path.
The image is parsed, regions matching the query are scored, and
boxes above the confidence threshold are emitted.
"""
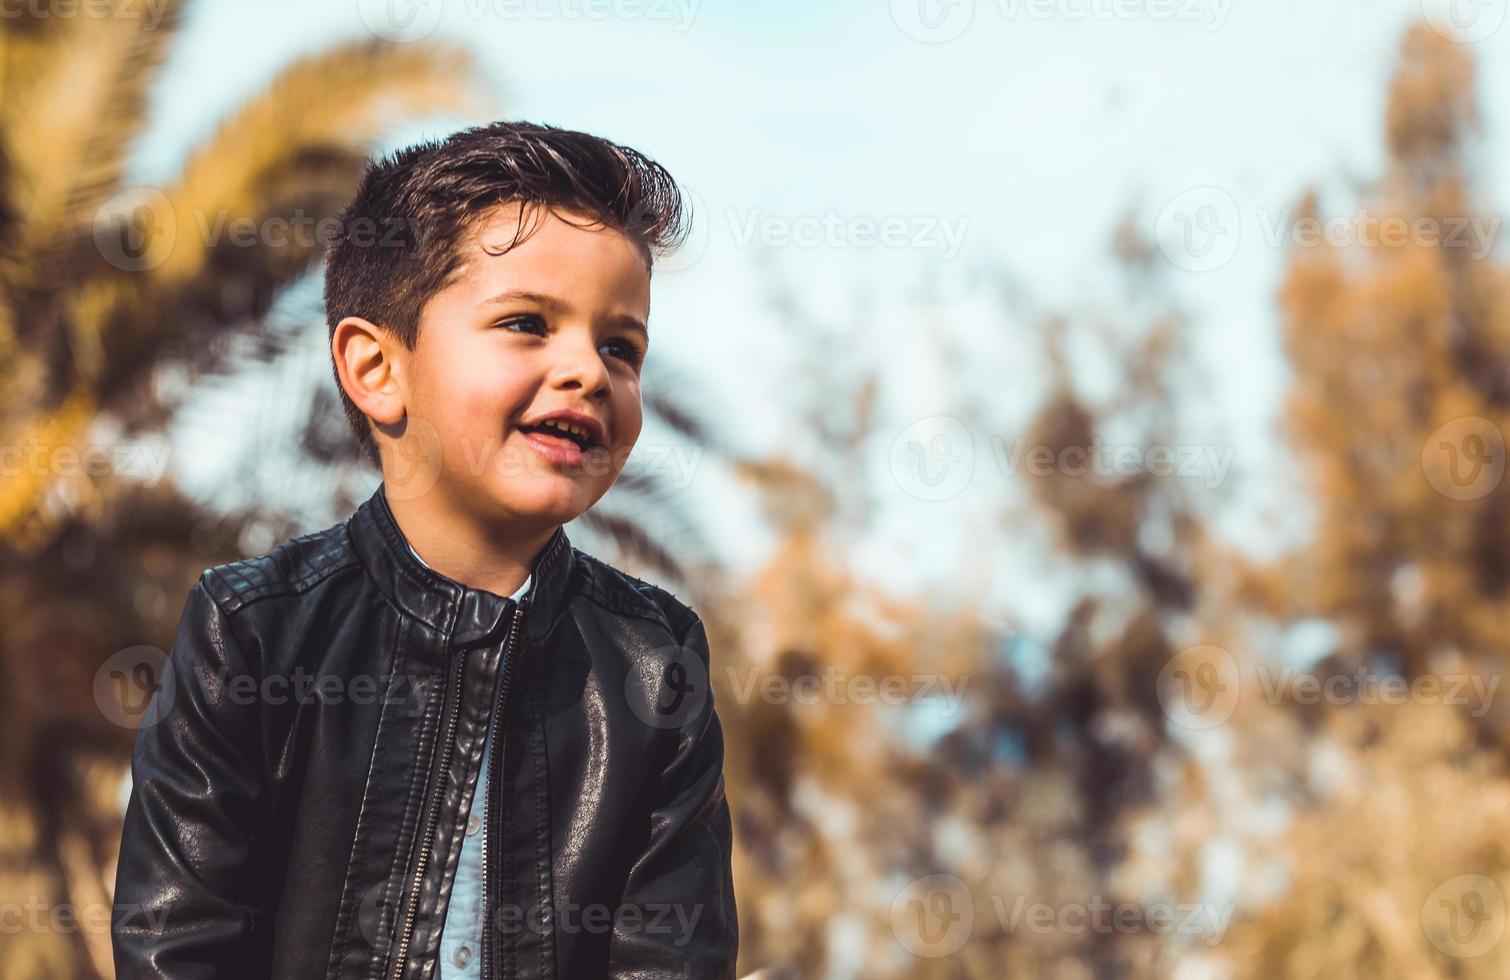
[724,18,1510,977]
[724,234,1213,976]
[1273,23,1507,695]
[0,5,486,975]
[1121,22,1510,980]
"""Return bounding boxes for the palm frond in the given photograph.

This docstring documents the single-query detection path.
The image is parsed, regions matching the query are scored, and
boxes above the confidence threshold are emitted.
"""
[0,34,491,547]
[164,36,488,279]
[90,38,491,413]
[643,359,725,450]
[4,5,182,302]
[0,387,95,547]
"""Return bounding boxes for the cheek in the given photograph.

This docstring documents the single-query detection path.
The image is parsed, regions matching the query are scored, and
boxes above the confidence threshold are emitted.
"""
[615,390,644,448]
[452,376,501,426]
[452,353,529,421]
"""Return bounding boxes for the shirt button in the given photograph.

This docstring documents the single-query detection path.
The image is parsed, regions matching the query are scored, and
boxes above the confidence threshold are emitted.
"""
[453,943,473,968]
[466,814,481,836]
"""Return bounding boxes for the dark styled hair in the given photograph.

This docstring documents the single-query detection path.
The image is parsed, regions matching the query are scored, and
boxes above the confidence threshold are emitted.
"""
[323,120,690,469]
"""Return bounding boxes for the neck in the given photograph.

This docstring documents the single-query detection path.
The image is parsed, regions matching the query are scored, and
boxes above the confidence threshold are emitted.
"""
[384,485,554,599]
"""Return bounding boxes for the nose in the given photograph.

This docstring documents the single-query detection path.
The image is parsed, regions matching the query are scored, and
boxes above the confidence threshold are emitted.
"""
[548,325,611,400]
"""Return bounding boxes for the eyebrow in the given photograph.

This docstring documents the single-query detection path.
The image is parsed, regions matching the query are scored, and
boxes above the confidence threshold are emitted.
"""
[483,289,648,337]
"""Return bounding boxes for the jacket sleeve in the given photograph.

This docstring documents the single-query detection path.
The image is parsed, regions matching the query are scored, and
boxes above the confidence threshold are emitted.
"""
[609,611,739,979]
[112,577,267,979]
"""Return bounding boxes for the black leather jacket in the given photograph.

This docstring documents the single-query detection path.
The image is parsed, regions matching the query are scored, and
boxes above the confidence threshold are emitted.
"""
[111,483,738,979]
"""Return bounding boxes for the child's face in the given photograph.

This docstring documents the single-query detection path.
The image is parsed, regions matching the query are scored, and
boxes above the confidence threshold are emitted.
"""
[397,202,650,530]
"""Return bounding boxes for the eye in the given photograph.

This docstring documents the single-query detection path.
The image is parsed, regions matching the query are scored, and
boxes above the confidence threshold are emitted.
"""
[600,337,646,367]
[495,314,548,335]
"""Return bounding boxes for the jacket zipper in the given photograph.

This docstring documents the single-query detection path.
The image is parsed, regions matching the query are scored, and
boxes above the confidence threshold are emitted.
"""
[387,598,523,980]
[480,599,527,980]
[387,641,467,980]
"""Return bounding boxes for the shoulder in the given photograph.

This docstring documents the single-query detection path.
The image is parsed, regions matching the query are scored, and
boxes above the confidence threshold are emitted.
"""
[570,546,700,640]
[198,517,361,617]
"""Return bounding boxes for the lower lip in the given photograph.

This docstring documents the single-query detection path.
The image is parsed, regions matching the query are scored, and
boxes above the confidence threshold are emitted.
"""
[520,428,596,469]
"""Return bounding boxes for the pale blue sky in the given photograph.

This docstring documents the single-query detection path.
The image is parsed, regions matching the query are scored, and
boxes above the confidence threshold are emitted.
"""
[139,0,1510,635]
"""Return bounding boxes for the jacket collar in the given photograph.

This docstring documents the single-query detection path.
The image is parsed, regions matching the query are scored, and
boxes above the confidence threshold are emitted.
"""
[349,482,575,650]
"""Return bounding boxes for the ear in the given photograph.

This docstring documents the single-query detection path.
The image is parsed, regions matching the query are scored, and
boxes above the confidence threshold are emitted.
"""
[331,316,406,428]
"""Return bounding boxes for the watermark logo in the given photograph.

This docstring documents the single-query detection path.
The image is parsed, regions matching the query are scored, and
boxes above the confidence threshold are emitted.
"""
[357,0,445,41]
[94,646,175,729]
[94,187,176,272]
[889,416,974,501]
[624,641,711,730]
[356,882,393,948]
[1421,0,1507,43]
[890,874,973,957]
[1422,417,1505,501]
[889,0,975,43]
[1157,644,1239,730]
[1156,186,1241,273]
[1423,874,1506,958]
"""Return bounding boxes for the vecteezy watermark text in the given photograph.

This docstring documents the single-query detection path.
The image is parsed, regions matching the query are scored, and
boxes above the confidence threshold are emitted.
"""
[1156,644,1504,731]
[723,665,969,712]
[725,209,970,260]
[0,0,171,29]
[994,893,1234,945]
[1256,665,1500,719]
[889,0,1235,44]
[0,442,171,485]
[994,436,1234,490]
[887,873,1235,959]
[1,898,169,935]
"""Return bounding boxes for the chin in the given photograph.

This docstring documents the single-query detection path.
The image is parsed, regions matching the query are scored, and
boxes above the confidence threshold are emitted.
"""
[500,481,598,526]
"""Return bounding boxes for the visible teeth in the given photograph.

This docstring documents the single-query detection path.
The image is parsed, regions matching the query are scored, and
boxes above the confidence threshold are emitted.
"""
[539,419,591,444]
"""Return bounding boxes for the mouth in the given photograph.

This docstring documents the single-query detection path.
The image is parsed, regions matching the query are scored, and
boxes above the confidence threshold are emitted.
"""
[519,422,592,451]
[516,413,607,468]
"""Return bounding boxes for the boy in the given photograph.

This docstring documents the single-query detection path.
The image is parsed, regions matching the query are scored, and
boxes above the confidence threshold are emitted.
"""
[112,121,738,979]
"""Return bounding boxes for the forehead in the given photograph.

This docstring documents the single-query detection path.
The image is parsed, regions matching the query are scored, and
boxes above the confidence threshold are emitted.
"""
[442,202,651,307]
